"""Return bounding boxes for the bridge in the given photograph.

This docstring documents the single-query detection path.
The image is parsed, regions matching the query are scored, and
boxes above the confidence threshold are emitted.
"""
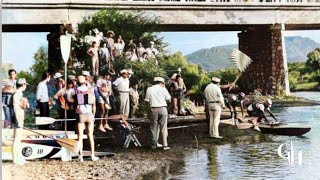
[3,0,320,94]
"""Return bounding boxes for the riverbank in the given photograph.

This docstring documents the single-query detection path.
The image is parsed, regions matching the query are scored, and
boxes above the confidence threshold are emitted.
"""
[3,121,269,180]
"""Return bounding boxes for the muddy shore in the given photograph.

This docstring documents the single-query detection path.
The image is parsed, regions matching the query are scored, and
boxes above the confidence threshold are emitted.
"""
[3,118,267,180]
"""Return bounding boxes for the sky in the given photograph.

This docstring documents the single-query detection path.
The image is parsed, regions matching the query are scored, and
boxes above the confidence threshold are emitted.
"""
[2,30,320,72]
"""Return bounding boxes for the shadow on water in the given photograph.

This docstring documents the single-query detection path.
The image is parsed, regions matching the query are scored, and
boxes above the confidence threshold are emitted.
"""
[140,92,320,180]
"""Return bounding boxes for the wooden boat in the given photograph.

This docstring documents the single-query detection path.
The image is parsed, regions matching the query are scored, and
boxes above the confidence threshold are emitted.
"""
[258,123,311,136]
[220,119,311,136]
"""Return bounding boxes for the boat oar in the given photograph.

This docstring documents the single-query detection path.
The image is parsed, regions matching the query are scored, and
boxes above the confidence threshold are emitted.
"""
[3,120,80,153]
[36,117,109,125]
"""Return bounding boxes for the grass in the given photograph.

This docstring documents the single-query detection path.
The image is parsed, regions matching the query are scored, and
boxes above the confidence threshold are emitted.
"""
[294,82,319,91]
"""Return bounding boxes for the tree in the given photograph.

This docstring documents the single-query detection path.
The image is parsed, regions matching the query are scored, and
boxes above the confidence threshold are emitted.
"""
[306,48,320,70]
[29,46,48,85]
[73,9,165,68]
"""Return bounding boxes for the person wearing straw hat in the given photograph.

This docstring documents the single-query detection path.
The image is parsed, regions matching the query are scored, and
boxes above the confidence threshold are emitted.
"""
[74,75,99,162]
[145,77,171,150]
[204,77,226,139]
[12,78,29,165]
[113,69,130,117]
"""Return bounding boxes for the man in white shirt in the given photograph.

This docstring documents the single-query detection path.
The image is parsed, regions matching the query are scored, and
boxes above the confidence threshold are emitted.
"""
[113,69,130,117]
[204,77,226,139]
[145,77,171,150]
[36,71,51,129]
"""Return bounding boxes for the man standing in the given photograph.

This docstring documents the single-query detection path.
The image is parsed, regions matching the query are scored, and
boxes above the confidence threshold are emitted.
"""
[113,69,130,117]
[145,77,171,150]
[12,78,29,165]
[36,71,51,129]
[204,77,226,139]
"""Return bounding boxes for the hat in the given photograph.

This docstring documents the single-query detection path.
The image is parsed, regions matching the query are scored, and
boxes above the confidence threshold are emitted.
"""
[150,41,154,45]
[154,77,164,83]
[68,75,76,80]
[17,78,29,85]
[96,79,107,87]
[53,72,63,79]
[127,69,134,74]
[77,75,86,84]
[82,71,91,76]
[239,92,245,97]
[120,69,128,74]
[211,77,221,83]
[266,98,272,107]
[107,30,115,35]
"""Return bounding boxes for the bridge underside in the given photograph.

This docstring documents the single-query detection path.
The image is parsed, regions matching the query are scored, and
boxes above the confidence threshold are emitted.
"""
[3,1,320,94]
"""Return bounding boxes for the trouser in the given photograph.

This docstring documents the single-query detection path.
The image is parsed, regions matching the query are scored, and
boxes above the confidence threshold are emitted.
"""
[119,92,130,117]
[39,102,50,129]
[149,107,168,148]
[208,103,222,137]
[3,106,14,128]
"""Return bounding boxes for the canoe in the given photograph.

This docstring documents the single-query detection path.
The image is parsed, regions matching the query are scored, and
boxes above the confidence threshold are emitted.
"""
[2,143,115,161]
[258,123,311,136]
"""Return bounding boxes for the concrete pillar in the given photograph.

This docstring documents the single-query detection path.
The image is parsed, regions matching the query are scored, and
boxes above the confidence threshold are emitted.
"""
[47,27,62,73]
[238,25,287,95]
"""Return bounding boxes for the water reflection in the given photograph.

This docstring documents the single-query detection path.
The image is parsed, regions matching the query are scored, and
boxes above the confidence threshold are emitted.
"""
[141,92,320,179]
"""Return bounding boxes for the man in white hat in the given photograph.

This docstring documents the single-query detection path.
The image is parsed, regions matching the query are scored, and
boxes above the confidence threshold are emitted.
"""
[246,98,278,131]
[12,78,29,165]
[204,77,226,139]
[146,41,159,60]
[113,69,130,117]
[145,77,171,150]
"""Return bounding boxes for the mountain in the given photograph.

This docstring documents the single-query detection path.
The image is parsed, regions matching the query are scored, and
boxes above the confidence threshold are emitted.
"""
[185,36,320,71]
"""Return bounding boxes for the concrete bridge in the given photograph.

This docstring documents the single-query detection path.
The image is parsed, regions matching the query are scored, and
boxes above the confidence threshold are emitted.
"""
[3,0,320,94]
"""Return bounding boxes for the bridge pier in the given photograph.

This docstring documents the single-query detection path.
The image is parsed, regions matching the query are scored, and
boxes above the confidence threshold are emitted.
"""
[47,25,63,73]
[238,24,289,95]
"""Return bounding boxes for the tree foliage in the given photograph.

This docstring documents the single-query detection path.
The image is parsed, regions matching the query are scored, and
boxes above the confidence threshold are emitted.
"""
[306,48,320,70]
[29,46,49,84]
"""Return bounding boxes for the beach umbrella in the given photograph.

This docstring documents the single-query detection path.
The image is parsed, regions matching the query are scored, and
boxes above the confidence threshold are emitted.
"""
[229,49,253,90]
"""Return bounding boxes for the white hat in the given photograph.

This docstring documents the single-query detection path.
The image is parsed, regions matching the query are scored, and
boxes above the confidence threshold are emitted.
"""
[77,75,86,84]
[211,77,221,83]
[53,72,63,79]
[68,75,76,80]
[96,79,107,87]
[154,77,164,83]
[127,69,134,74]
[150,41,155,45]
[267,98,272,107]
[82,71,91,76]
[120,69,128,74]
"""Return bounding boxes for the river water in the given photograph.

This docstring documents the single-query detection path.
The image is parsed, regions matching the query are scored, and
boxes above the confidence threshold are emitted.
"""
[142,91,320,180]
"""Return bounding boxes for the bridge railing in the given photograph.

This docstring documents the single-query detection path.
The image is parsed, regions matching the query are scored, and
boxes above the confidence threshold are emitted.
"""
[2,0,320,6]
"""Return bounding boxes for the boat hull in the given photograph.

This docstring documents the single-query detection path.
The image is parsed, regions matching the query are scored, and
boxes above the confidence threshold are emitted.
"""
[259,123,311,136]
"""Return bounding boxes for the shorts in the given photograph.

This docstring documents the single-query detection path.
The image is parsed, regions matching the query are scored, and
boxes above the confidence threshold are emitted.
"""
[247,110,264,122]
[78,113,95,124]
[96,95,105,104]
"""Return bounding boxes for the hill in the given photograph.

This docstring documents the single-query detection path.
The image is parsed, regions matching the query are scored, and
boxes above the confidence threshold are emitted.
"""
[185,36,320,71]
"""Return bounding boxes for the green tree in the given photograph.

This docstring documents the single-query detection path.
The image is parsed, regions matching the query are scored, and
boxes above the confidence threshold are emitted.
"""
[306,48,320,70]
[29,46,48,85]
[73,9,165,67]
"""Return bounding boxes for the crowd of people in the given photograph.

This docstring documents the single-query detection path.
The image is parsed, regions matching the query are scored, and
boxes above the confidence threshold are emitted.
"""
[2,30,278,165]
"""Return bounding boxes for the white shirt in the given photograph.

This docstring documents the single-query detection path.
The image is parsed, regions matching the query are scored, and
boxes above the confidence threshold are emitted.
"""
[204,83,225,107]
[36,81,49,102]
[113,77,130,92]
[145,84,171,108]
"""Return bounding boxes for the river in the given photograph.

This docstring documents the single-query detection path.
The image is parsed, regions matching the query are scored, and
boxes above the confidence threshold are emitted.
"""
[142,91,320,180]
